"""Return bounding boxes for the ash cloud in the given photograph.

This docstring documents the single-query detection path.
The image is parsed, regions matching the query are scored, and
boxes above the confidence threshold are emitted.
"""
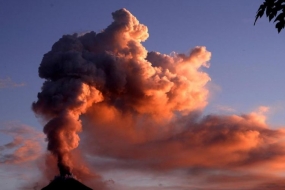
[83,107,285,172]
[33,8,210,177]
[33,8,285,189]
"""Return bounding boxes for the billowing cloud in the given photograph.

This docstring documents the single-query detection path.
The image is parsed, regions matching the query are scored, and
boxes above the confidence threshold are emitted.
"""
[33,7,210,180]
[32,8,285,189]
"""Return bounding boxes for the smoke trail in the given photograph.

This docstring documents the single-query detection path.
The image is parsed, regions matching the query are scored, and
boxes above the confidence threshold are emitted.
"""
[32,68,103,174]
[32,8,210,177]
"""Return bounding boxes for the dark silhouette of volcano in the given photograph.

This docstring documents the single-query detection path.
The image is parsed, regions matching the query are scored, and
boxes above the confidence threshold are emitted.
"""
[41,176,92,190]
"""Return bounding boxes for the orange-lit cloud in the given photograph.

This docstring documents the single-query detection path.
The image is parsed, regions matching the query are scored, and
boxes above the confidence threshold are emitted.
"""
[32,7,210,177]
[32,8,285,189]
[0,122,44,164]
[81,106,285,172]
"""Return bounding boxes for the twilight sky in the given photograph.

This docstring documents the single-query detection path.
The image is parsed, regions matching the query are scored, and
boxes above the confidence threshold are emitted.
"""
[1,1,285,190]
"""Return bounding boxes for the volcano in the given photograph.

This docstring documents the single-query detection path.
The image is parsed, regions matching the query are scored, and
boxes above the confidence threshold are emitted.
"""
[41,176,93,190]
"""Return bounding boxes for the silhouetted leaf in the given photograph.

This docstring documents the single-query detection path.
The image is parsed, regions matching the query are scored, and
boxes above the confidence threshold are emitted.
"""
[254,3,266,25]
[255,0,285,33]
[275,1,284,11]
[274,12,285,22]
[269,13,275,21]
[269,8,278,21]
[265,0,276,16]
[276,20,285,33]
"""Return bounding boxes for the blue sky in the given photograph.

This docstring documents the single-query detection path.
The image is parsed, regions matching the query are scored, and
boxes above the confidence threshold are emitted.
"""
[1,1,285,189]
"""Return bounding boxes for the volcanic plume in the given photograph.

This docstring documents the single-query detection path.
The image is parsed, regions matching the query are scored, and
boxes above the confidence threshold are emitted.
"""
[33,8,285,189]
[32,8,210,177]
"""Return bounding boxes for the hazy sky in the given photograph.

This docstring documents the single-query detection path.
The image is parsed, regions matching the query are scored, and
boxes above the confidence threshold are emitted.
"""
[1,1,285,190]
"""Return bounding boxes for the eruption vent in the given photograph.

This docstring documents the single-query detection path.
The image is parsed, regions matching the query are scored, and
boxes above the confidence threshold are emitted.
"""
[41,177,93,190]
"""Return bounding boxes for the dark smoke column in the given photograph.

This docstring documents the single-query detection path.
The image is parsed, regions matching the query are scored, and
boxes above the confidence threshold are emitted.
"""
[32,35,104,175]
[32,8,150,176]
